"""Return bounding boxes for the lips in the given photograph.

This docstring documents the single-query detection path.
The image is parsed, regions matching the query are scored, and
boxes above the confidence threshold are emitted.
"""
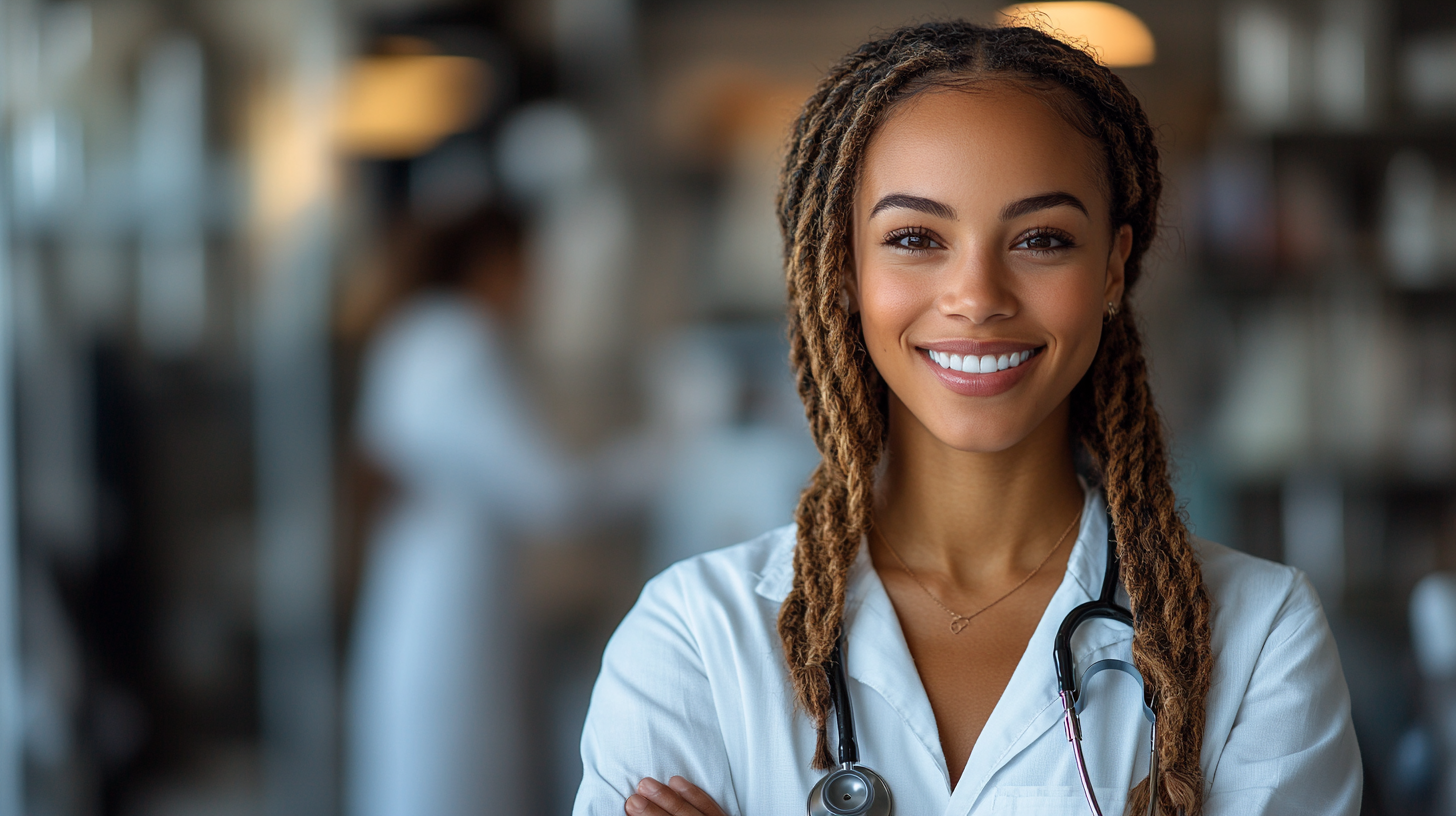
[916,343,1044,397]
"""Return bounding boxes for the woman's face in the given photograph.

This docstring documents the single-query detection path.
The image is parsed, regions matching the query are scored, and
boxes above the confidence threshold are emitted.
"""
[849,84,1132,453]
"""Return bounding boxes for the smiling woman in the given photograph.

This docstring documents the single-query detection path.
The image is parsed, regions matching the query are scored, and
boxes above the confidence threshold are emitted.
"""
[850,86,1128,442]
[572,20,1361,816]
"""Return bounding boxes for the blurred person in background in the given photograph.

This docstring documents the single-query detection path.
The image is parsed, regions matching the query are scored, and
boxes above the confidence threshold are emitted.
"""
[345,205,574,816]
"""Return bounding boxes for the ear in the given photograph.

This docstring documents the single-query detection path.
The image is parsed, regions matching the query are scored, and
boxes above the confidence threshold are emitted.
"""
[1104,224,1132,307]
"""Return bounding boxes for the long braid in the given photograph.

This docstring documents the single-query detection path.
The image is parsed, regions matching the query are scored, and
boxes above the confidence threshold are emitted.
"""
[776,20,1213,815]
[1073,308,1213,815]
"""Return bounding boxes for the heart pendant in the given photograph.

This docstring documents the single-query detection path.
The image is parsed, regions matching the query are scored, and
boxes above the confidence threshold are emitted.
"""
[949,617,969,634]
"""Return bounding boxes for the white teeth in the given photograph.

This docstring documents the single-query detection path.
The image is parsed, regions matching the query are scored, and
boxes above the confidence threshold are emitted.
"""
[927,347,1038,372]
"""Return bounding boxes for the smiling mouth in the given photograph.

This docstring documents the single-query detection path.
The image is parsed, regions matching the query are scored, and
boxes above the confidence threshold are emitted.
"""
[923,347,1043,374]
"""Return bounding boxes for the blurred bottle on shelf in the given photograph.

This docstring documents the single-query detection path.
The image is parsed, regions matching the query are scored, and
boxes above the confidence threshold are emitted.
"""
[1275,160,1345,274]
[1381,150,1451,288]
[1312,0,1383,128]
[1223,0,1383,131]
[1209,295,1399,477]
[1411,573,1456,815]
[1282,469,1345,609]
[1225,3,1306,129]
[1210,303,1312,475]
[1399,320,1456,480]
[1203,143,1278,277]
[1402,33,1456,118]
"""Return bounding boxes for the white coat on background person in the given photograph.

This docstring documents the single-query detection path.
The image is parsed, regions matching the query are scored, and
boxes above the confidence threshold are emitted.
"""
[347,289,576,816]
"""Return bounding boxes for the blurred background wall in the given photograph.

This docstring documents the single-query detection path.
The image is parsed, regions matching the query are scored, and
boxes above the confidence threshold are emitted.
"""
[0,0,1454,814]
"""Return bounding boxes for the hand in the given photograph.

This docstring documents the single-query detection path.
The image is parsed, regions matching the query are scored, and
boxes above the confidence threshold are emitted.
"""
[624,776,729,816]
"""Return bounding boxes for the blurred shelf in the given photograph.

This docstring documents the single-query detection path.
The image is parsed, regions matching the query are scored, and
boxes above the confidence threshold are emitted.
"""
[1217,123,1456,154]
[1192,262,1456,303]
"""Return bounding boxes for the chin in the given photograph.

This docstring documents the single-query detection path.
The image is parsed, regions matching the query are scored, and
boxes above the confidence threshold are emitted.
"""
[925,416,1039,454]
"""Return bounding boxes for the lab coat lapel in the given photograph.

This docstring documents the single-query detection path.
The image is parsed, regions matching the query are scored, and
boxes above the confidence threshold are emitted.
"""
[842,541,952,783]
[944,492,1131,816]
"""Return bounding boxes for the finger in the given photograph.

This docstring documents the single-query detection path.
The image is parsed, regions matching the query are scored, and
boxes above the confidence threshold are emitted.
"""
[624,793,674,816]
[668,777,729,816]
[634,777,703,816]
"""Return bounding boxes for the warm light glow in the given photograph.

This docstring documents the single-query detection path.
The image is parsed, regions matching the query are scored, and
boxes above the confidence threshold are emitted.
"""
[999,2,1155,67]
[249,84,335,242]
[334,55,490,158]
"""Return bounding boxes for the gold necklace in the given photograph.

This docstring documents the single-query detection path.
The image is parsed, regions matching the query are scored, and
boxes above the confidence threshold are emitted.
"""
[873,508,1083,635]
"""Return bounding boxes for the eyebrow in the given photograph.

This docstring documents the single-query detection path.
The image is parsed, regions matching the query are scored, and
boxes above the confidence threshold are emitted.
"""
[867,191,1090,222]
[999,192,1088,221]
[869,193,957,220]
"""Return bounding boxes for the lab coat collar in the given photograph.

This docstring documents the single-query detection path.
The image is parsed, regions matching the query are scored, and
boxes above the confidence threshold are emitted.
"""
[754,528,795,603]
[754,487,1131,814]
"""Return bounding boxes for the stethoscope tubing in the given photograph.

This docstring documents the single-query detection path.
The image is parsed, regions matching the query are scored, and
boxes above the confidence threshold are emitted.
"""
[1061,665,1159,816]
[810,641,892,816]
[1054,516,1160,816]
[813,510,1162,816]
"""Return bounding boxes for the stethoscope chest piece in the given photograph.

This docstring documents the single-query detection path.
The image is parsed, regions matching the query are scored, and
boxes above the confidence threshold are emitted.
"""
[808,764,892,816]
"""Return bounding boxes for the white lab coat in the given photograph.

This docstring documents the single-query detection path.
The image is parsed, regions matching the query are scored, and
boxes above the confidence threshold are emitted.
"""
[574,488,1362,816]
[348,295,574,816]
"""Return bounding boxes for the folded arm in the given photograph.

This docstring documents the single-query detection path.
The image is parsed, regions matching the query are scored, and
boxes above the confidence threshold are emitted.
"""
[573,570,741,816]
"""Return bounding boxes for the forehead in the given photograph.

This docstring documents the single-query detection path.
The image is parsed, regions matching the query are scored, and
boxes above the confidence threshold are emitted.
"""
[858,85,1109,218]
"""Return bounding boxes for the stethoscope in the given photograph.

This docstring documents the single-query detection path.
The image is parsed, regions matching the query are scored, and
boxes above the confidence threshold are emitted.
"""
[808,513,1160,816]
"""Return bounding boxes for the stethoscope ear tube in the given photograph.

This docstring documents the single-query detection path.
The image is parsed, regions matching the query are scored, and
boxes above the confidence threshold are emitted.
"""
[828,640,859,765]
[1061,659,1160,816]
[1055,513,1162,816]
[808,637,892,816]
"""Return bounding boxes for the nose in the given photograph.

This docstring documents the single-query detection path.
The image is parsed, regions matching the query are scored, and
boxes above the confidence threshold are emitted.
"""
[936,248,1017,324]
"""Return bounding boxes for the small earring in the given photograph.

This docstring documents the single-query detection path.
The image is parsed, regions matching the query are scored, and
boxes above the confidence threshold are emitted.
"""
[1105,301,1120,321]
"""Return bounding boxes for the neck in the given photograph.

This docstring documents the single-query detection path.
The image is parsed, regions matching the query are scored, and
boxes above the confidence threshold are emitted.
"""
[874,394,1087,588]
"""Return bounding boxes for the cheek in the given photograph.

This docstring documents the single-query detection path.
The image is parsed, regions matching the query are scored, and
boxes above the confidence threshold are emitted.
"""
[856,262,931,351]
[1025,269,1105,365]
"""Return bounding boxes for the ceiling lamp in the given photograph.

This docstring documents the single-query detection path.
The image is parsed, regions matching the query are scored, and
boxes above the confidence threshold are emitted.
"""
[334,52,491,158]
[999,2,1156,67]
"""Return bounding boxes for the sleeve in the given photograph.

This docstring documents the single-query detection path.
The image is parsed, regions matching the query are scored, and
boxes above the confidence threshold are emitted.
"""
[434,331,580,528]
[1204,572,1363,815]
[572,570,740,816]
[359,304,581,530]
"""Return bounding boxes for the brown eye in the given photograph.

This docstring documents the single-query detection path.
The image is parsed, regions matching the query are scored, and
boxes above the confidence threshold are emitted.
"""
[1015,231,1072,251]
[888,231,942,251]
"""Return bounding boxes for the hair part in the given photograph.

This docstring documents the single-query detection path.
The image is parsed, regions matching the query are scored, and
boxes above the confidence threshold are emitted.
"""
[776,21,1211,815]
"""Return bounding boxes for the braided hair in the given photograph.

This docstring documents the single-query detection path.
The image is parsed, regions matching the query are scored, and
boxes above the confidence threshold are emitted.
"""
[775,21,1212,815]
